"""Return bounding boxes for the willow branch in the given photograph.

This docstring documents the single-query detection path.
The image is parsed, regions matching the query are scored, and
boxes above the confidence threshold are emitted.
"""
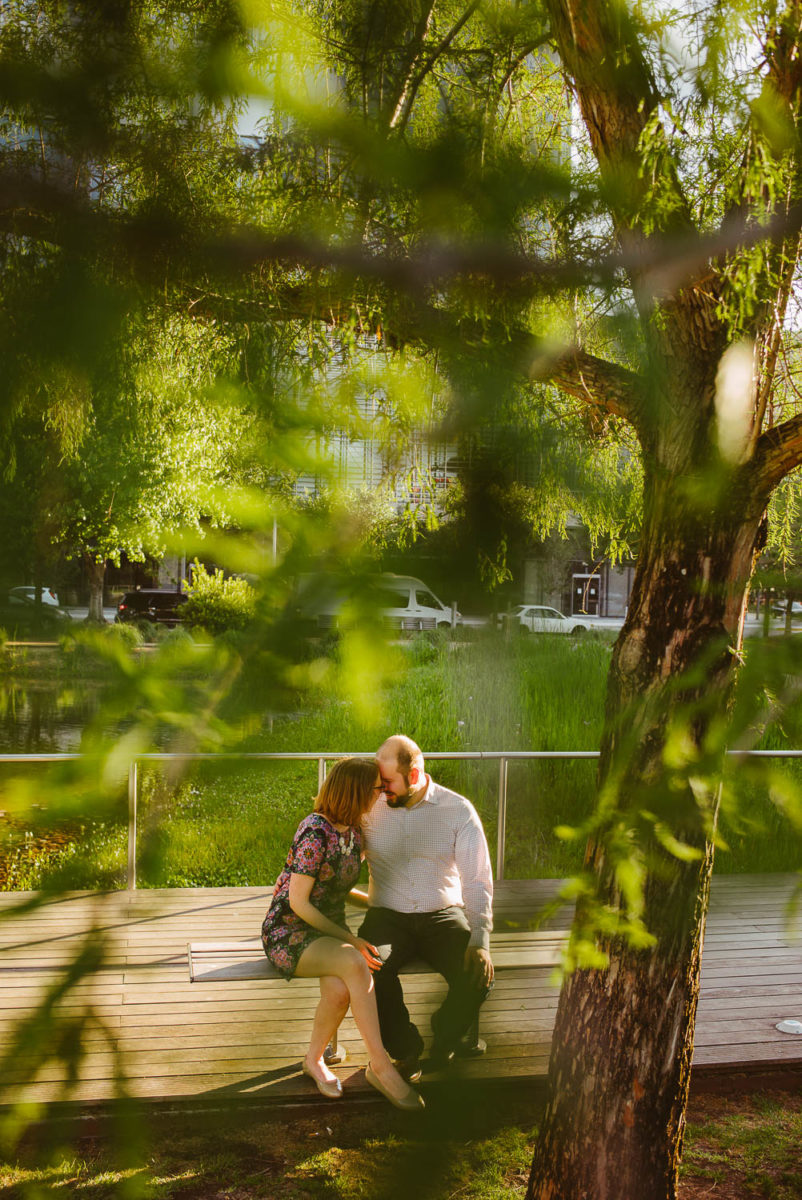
[748,410,802,494]
[385,1,437,131]
[545,0,693,240]
[531,346,643,427]
[722,6,802,343]
[390,1,482,135]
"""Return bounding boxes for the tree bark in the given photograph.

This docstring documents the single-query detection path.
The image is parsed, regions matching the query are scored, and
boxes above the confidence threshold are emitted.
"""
[527,465,767,1200]
[83,555,107,624]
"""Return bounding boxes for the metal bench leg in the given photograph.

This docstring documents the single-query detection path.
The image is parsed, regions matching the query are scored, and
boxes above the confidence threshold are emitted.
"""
[456,1015,484,1057]
[323,1029,347,1065]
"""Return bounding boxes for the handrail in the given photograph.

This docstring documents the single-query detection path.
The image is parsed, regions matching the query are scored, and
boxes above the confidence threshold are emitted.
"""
[3,748,802,889]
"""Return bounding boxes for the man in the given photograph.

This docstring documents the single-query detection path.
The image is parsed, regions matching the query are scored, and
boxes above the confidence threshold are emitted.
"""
[353,734,494,1079]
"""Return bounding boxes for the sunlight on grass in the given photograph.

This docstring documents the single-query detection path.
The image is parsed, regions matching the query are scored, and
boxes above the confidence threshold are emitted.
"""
[682,1092,802,1199]
[4,630,802,889]
[3,1091,801,1199]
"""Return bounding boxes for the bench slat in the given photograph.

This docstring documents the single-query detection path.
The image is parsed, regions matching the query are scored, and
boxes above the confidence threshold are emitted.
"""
[187,934,568,983]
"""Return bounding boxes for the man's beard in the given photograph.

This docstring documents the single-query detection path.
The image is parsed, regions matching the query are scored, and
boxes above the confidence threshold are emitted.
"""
[385,780,417,808]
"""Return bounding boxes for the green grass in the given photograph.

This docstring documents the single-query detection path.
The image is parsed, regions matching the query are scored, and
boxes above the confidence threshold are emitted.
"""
[1,1086,800,1199]
[0,1092,536,1200]
[682,1090,802,1198]
[3,630,802,889]
[136,633,612,888]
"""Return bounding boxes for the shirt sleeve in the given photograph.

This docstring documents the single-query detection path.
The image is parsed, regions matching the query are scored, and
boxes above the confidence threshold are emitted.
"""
[290,825,328,877]
[455,806,494,950]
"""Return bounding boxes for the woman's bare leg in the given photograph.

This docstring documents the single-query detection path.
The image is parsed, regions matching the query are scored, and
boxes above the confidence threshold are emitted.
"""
[295,938,414,1102]
[305,976,349,1083]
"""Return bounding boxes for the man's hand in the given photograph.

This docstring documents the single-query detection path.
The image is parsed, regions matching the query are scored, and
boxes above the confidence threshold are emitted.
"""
[348,888,370,909]
[351,936,383,972]
[464,946,494,988]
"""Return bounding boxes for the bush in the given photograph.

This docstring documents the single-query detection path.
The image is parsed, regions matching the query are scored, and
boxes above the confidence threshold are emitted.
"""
[216,627,250,654]
[158,625,195,648]
[104,622,144,649]
[134,619,160,643]
[182,562,257,635]
[405,631,442,665]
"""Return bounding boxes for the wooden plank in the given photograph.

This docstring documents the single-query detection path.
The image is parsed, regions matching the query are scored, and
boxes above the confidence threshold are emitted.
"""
[1,874,801,1106]
[693,1040,802,1064]
[185,938,567,983]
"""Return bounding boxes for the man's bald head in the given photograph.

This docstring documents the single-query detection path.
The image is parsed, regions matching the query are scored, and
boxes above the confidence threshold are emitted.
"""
[376,736,426,807]
[377,735,425,776]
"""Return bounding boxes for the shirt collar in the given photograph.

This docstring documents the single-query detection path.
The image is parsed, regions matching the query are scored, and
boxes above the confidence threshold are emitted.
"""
[417,774,435,804]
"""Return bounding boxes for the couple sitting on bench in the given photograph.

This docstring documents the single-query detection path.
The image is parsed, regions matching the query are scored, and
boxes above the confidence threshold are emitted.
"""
[261,735,495,1111]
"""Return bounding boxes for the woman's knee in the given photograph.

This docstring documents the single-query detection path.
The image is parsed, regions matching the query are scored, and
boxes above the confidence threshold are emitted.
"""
[320,975,350,1010]
[339,945,372,986]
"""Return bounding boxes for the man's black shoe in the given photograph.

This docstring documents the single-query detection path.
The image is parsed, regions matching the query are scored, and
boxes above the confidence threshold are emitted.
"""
[455,1036,487,1059]
[428,1041,455,1070]
[393,1055,423,1083]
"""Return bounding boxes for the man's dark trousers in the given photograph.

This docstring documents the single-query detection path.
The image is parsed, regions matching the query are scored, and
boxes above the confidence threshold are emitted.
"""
[359,905,492,1061]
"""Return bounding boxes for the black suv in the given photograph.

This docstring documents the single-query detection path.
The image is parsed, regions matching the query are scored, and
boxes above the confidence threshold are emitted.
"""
[115,590,188,627]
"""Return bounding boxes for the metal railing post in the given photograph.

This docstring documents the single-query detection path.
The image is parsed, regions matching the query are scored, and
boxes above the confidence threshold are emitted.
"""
[127,760,138,890]
[7,747,801,895]
[496,756,508,882]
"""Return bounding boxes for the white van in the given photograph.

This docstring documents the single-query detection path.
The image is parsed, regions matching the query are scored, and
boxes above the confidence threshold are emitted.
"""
[296,572,457,632]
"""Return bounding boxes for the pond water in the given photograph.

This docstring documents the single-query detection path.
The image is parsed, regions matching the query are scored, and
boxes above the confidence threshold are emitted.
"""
[0,677,102,754]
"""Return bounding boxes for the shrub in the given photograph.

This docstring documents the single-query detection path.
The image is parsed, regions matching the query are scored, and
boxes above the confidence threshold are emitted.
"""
[182,562,257,635]
[158,625,195,648]
[134,619,160,643]
[405,632,441,665]
[216,627,250,654]
[104,622,144,649]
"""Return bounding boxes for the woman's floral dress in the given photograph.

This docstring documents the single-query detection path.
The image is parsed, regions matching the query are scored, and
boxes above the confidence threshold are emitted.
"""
[261,812,363,979]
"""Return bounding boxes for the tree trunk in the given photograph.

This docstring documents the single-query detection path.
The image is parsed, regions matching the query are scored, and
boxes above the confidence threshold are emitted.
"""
[84,555,107,624]
[527,470,766,1200]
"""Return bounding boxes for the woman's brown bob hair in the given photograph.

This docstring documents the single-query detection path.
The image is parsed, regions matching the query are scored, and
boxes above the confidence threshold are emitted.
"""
[314,757,379,826]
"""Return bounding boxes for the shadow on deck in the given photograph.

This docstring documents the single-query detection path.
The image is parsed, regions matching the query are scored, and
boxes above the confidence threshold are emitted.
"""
[0,876,801,1110]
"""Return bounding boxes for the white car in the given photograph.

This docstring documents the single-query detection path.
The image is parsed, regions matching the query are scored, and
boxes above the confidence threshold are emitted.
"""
[502,605,592,635]
[296,573,458,632]
[8,586,60,607]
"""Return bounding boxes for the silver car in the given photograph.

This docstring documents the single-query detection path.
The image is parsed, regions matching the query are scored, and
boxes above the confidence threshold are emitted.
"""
[8,586,61,607]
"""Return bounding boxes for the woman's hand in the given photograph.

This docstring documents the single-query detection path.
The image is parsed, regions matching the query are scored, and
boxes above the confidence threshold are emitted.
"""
[352,937,383,972]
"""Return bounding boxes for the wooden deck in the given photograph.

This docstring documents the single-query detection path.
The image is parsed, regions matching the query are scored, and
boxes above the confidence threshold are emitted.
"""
[0,875,800,1108]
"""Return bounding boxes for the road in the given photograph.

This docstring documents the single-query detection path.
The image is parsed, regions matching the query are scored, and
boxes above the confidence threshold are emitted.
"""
[65,606,119,623]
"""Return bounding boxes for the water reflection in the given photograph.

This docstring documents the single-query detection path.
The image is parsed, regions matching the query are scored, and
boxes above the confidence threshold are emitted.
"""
[0,679,100,752]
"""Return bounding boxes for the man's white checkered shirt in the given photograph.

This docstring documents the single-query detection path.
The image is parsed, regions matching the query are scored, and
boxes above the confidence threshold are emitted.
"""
[361,775,494,950]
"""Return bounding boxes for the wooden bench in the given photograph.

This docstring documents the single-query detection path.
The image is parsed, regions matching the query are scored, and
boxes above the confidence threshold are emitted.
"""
[186,931,568,983]
[187,930,568,1064]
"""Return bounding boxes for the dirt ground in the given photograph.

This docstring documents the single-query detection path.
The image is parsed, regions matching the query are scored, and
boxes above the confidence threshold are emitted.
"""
[679,1088,802,1199]
[3,1080,801,1199]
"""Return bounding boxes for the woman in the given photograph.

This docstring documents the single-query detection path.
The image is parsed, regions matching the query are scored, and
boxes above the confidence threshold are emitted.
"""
[261,756,424,1111]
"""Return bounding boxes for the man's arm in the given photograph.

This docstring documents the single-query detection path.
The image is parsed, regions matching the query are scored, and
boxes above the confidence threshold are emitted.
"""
[348,887,370,908]
[455,807,494,985]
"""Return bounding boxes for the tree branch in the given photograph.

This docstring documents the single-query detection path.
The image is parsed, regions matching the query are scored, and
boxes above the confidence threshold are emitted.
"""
[545,0,693,241]
[4,162,802,300]
[748,410,802,494]
[385,1,437,131]
[723,6,802,429]
[390,1,481,135]
[530,345,643,426]
[724,6,802,264]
